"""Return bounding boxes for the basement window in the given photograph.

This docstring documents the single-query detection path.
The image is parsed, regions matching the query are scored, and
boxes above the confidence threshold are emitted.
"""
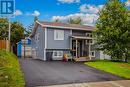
[53,51,63,58]
[90,51,95,57]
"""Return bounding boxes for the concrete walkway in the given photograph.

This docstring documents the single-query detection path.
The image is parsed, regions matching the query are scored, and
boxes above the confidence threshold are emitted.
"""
[38,80,130,87]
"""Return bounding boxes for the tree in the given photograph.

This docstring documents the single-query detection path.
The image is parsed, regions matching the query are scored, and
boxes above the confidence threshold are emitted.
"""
[0,18,8,39]
[54,18,60,22]
[25,16,38,37]
[94,0,130,62]
[0,17,25,51]
[68,17,82,25]
[11,22,24,46]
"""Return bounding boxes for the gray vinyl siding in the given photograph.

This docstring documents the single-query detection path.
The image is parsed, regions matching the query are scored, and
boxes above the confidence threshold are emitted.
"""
[46,28,71,49]
[31,25,45,60]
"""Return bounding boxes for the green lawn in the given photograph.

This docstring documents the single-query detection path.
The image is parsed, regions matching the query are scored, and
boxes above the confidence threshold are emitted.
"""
[85,60,130,79]
[0,50,25,87]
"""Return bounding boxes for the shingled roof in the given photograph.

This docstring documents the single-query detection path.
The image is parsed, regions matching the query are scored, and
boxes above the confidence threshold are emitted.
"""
[30,21,95,38]
[37,21,95,31]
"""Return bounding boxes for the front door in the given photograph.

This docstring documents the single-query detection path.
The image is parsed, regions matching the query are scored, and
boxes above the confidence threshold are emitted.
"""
[72,40,83,58]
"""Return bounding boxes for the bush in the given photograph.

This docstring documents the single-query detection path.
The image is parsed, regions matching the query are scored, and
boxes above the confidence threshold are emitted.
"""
[0,50,25,87]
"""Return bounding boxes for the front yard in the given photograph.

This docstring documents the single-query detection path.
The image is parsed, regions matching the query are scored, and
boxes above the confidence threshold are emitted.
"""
[85,60,130,79]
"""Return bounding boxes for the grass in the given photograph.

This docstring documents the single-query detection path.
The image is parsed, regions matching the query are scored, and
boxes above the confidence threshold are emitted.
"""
[0,50,25,87]
[85,60,130,79]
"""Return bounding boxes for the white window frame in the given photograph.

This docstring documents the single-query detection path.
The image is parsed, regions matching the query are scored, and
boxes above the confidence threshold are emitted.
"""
[90,51,95,57]
[54,30,64,40]
[90,39,94,44]
[37,33,40,42]
[85,39,94,45]
[86,33,92,37]
[35,33,40,42]
[53,51,63,58]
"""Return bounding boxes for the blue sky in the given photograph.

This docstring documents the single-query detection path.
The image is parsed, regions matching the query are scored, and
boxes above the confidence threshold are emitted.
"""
[11,0,128,29]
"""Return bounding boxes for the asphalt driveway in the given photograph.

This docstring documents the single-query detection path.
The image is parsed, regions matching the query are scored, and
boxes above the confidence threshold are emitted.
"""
[19,59,125,87]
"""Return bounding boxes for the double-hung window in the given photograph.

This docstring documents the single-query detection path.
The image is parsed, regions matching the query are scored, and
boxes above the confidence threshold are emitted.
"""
[54,30,64,40]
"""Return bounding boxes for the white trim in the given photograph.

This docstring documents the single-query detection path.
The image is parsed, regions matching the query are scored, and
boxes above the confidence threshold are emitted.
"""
[90,51,95,57]
[54,30,64,40]
[76,40,78,58]
[88,44,91,60]
[70,30,72,49]
[70,29,72,35]
[44,49,46,61]
[53,51,63,58]
[45,27,47,49]
[44,27,47,61]
[52,51,63,60]
[36,21,93,31]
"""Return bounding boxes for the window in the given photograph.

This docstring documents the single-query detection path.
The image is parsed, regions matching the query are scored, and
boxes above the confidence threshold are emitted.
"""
[35,33,40,42]
[54,30,64,40]
[86,39,94,44]
[90,51,95,57]
[86,33,92,37]
[53,51,63,57]
[37,33,40,41]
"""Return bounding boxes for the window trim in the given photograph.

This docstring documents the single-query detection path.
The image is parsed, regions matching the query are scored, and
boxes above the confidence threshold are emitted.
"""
[86,33,92,37]
[90,51,95,57]
[53,51,63,58]
[54,30,64,40]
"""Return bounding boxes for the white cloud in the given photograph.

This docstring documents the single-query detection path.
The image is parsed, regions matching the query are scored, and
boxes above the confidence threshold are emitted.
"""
[26,10,40,16]
[126,0,130,7]
[14,10,23,16]
[58,0,80,4]
[80,4,104,14]
[52,13,98,26]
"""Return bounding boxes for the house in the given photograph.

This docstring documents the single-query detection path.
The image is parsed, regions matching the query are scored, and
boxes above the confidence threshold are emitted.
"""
[17,38,32,58]
[30,21,110,61]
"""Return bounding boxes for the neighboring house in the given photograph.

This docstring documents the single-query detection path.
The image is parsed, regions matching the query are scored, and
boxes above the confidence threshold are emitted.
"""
[17,38,32,58]
[30,21,110,61]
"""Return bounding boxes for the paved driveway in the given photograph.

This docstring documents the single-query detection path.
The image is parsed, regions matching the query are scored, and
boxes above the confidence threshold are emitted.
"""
[19,59,125,87]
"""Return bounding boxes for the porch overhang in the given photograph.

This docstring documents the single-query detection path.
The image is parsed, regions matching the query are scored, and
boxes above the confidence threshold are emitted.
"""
[70,36,92,40]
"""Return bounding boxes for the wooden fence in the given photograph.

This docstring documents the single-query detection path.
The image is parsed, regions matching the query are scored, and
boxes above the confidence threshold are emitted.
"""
[0,39,9,50]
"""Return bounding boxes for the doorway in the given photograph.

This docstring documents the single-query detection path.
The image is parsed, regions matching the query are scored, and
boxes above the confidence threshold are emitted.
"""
[72,40,84,58]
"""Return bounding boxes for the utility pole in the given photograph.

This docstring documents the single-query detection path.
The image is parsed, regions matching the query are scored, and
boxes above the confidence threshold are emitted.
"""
[7,18,11,51]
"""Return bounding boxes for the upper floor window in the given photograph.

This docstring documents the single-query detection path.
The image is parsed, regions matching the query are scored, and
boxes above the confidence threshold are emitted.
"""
[86,39,94,44]
[54,30,64,40]
[35,33,40,42]
[86,33,92,37]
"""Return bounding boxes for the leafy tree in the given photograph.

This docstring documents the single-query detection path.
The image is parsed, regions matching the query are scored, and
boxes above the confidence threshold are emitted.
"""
[11,22,24,46]
[0,17,25,50]
[68,17,82,25]
[0,18,8,39]
[94,0,130,62]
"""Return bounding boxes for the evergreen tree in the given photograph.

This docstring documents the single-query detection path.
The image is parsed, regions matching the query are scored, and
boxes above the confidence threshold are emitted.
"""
[25,16,38,36]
